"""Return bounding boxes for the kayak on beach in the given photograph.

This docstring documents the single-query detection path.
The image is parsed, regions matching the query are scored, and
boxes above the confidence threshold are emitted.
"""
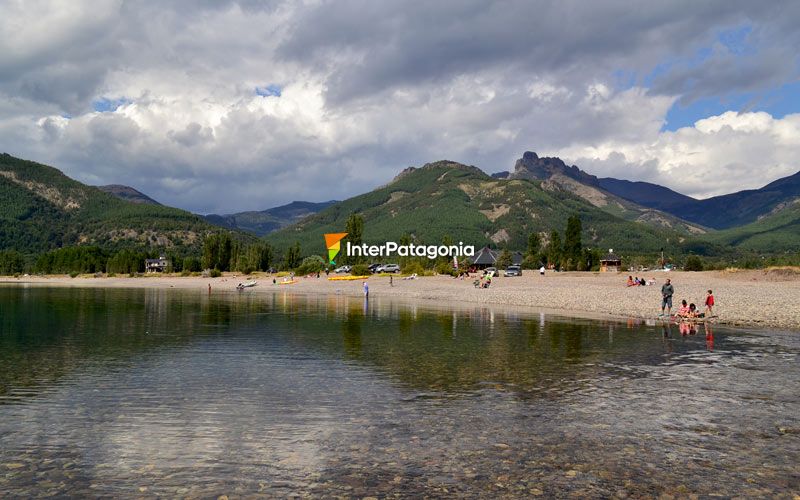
[236,280,257,290]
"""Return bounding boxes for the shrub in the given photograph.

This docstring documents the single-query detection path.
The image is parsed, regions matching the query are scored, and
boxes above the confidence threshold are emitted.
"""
[350,264,371,276]
[402,261,425,276]
[296,255,325,275]
[434,260,458,276]
[209,269,222,278]
[180,270,191,277]
[182,256,202,272]
[684,255,704,272]
[69,271,80,278]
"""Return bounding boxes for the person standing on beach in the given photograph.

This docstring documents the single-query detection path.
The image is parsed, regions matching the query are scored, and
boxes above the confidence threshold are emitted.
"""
[660,278,674,317]
[389,275,393,287]
[705,290,715,317]
[363,281,369,299]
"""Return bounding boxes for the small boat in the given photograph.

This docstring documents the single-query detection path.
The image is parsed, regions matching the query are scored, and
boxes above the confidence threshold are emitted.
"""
[278,280,297,285]
[236,280,257,290]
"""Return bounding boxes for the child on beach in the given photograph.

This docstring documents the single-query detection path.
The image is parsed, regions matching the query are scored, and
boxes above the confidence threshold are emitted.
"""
[705,290,715,317]
[687,303,705,318]
[677,300,690,317]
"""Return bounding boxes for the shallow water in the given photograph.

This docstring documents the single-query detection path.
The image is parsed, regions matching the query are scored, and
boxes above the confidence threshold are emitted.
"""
[0,286,798,497]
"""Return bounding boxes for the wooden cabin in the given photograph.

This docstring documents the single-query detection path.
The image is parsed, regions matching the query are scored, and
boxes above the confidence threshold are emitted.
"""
[600,249,621,272]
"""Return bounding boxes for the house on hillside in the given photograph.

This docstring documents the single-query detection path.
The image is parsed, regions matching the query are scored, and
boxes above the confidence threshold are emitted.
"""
[145,255,170,273]
[600,249,622,272]
[470,246,524,269]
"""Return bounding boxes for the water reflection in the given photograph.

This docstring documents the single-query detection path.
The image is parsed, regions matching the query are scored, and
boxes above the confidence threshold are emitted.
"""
[0,286,798,498]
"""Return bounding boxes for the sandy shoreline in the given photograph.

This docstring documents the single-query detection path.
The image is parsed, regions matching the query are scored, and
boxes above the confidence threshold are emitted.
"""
[3,269,800,331]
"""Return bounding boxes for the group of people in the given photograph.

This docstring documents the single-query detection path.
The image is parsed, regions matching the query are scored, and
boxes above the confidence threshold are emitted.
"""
[660,278,715,319]
[626,275,655,287]
[473,274,492,288]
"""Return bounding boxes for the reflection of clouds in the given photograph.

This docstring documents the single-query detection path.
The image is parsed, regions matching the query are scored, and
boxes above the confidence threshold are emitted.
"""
[96,360,335,481]
[1,337,402,491]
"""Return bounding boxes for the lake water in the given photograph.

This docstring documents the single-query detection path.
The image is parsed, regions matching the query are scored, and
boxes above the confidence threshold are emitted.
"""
[1,286,798,497]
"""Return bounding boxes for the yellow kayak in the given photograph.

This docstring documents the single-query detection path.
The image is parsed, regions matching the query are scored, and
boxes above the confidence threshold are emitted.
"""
[328,275,370,281]
[278,280,297,285]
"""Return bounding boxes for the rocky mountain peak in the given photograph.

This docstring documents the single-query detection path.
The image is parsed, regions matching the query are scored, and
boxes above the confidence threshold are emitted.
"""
[510,151,598,186]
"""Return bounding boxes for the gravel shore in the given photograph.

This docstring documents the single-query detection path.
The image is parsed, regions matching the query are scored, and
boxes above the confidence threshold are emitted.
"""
[3,269,800,331]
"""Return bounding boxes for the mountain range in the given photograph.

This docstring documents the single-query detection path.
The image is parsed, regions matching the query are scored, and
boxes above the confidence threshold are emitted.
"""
[0,153,248,255]
[495,151,800,231]
[2,151,798,260]
[266,151,800,256]
[202,200,338,237]
[598,171,800,230]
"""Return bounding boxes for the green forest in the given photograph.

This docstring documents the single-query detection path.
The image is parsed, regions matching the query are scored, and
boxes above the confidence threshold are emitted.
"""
[1,153,798,276]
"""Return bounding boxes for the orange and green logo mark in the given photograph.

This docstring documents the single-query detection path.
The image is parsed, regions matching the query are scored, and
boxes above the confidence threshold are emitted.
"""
[324,232,348,264]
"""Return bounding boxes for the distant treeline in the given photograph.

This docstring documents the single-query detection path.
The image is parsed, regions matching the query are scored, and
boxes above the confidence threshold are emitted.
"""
[0,237,277,276]
[2,211,799,276]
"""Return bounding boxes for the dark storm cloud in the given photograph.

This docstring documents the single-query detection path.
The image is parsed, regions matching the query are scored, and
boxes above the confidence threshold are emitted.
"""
[277,0,789,104]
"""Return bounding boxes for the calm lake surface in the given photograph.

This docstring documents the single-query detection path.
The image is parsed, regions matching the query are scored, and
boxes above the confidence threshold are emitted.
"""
[1,286,798,498]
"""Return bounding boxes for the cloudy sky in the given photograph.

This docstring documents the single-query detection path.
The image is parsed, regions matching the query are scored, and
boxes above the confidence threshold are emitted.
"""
[1,0,799,214]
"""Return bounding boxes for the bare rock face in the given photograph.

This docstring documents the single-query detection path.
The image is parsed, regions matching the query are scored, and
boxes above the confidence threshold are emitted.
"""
[510,151,599,186]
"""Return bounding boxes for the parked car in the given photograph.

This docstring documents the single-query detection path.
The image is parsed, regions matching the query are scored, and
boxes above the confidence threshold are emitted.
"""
[483,267,497,276]
[504,265,522,277]
[379,264,401,273]
[334,265,351,273]
[368,263,382,273]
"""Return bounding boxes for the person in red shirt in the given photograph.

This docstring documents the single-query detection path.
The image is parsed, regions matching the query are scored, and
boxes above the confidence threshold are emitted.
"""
[705,289,715,317]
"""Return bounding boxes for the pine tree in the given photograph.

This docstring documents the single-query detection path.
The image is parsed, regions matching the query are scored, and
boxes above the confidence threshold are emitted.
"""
[564,215,583,271]
[344,213,364,264]
[285,241,302,269]
[548,230,562,269]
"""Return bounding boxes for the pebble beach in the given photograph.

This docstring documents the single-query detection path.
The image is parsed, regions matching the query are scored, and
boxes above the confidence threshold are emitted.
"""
[4,268,800,331]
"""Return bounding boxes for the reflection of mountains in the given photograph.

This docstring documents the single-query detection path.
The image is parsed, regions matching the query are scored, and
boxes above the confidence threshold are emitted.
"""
[265,293,684,394]
[1,287,692,403]
[0,287,229,402]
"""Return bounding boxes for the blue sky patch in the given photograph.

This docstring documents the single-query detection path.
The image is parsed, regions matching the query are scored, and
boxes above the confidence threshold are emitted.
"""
[662,80,800,131]
[92,97,131,112]
[256,84,282,97]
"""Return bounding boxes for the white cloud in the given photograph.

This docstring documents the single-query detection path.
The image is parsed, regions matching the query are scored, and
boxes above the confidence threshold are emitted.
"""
[561,111,800,199]
[0,1,798,213]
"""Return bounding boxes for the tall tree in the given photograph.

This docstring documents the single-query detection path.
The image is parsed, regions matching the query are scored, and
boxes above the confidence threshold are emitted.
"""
[563,215,583,270]
[285,241,302,269]
[496,248,513,269]
[344,213,364,264]
[526,232,541,258]
[202,234,220,270]
[547,230,562,269]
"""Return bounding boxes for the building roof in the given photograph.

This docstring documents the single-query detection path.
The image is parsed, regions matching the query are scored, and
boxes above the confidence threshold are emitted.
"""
[600,252,621,262]
[472,246,498,265]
